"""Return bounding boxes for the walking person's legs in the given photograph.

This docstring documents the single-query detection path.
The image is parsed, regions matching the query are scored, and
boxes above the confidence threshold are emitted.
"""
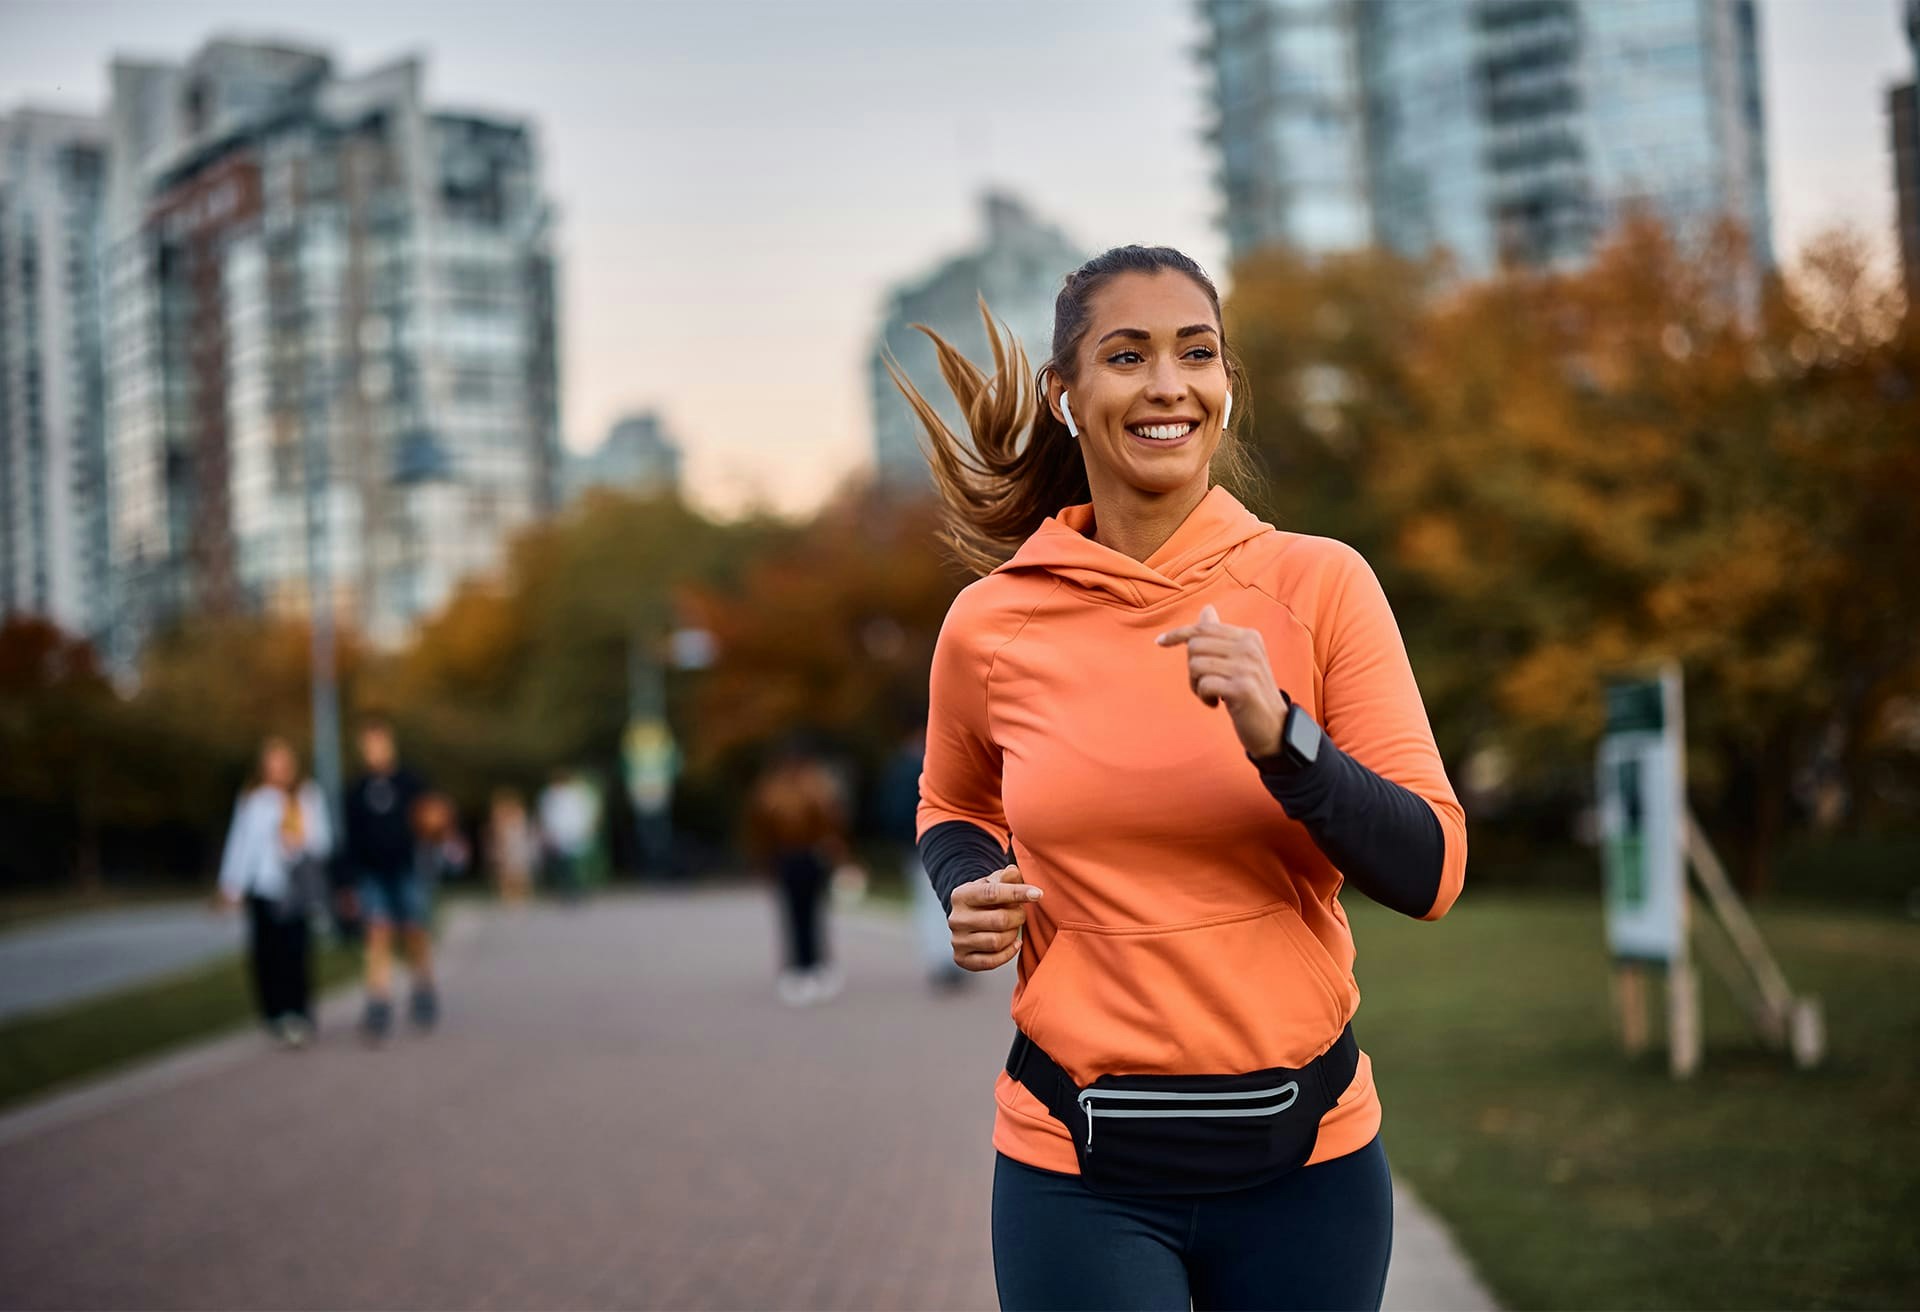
[243,896,277,1024]
[284,912,312,1024]
[794,856,825,973]
[398,877,438,1030]
[358,876,398,1040]
[910,857,967,990]
[777,858,806,967]
[799,854,841,999]
[774,853,817,1005]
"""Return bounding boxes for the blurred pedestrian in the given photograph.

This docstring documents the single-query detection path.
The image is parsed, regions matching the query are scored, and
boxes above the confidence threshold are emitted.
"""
[746,741,849,1006]
[216,736,331,1048]
[900,247,1465,1309]
[343,714,439,1042]
[537,768,598,903]
[486,789,538,906]
[879,725,967,992]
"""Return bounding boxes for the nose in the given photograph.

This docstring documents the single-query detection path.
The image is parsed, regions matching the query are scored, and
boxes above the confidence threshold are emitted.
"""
[1144,354,1186,405]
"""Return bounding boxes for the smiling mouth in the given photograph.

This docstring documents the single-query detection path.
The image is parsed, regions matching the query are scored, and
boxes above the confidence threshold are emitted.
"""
[1127,421,1197,442]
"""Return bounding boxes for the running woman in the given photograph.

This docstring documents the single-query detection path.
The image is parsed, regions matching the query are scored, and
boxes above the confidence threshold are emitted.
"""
[896,246,1467,1311]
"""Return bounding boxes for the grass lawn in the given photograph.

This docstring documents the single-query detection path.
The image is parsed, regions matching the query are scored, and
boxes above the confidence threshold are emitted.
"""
[0,941,362,1112]
[1349,891,1919,1310]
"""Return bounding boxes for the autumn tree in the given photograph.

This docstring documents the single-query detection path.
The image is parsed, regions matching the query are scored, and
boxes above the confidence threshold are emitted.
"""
[1228,219,1920,891]
[685,485,962,828]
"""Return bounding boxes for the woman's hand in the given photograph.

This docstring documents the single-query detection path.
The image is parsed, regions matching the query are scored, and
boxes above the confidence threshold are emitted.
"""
[947,865,1043,971]
[1157,604,1289,757]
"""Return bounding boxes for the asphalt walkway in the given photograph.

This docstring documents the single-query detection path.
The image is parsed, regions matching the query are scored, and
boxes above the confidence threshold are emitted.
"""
[0,903,241,1022]
[0,891,1494,1309]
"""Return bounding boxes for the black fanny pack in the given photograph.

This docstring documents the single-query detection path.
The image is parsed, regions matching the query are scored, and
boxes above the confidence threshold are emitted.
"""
[1005,1024,1359,1198]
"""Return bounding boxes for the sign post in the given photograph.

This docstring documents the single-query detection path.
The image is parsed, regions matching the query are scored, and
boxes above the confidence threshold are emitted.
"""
[1596,666,1824,1076]
[1597,667,1698,1077]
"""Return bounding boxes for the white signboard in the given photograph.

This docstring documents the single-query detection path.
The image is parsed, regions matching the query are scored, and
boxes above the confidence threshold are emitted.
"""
[1597,669,1687,963]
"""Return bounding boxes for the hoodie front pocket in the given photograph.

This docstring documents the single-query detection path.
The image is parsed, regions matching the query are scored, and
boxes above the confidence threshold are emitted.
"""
[1012,901,1349,1086]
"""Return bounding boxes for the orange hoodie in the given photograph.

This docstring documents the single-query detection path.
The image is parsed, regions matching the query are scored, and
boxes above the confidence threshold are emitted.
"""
[918,487,1466,1176]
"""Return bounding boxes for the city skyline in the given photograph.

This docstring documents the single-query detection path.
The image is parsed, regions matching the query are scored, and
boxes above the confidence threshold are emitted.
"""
[0,0,1908,518]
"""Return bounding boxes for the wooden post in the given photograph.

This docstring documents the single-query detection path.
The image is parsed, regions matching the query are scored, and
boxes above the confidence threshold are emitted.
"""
[1667,958,1701,1080]
[1790,997,1827,1070]
[1615,961,1650,1058]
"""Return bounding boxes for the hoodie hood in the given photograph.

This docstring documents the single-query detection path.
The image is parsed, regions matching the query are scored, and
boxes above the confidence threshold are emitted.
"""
[993,486,1273,608]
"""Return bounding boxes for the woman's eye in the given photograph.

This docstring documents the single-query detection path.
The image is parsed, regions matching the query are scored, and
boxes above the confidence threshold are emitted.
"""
[1185,347,1217,361]
[1106,350,1143,365]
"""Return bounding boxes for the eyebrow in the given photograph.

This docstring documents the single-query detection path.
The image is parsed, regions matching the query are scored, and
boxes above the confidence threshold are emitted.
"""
[1095,324,1221,346]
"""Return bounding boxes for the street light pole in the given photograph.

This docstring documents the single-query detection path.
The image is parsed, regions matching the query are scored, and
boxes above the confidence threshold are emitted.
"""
[304,360,343,825]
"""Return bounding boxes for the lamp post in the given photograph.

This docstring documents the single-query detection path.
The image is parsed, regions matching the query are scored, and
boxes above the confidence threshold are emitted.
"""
[302,356,343,827]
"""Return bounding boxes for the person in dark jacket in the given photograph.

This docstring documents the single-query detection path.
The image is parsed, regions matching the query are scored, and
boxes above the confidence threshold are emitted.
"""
[343,714,437,1041]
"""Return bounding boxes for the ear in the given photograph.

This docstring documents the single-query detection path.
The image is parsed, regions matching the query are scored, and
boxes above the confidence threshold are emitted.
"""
[1043,370,1072,432]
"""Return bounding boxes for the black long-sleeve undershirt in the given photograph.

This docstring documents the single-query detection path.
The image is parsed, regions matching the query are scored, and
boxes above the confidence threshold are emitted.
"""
[1251,726,1445,918]
[917,716,1445,919]
[920,819,1010,915]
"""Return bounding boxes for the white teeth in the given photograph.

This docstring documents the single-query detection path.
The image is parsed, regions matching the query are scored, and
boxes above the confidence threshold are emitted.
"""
[1133,423,1194,441]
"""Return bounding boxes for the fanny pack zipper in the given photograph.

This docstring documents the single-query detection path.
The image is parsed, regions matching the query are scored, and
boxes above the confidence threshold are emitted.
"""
[1075,1081,1301,1153]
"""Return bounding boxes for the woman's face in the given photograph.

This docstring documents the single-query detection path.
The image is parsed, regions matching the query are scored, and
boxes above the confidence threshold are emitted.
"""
[1049,269,1230,503]
[261,743,297,789]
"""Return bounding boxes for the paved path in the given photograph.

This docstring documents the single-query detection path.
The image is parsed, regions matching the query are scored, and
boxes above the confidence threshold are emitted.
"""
[0,891,1494,1310]
[0,903,242,1022]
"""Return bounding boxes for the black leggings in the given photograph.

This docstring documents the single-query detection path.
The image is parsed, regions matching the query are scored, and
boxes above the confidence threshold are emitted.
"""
[245,895,312,1023]
[992,1136,1393,1312]
[775,850,830,972]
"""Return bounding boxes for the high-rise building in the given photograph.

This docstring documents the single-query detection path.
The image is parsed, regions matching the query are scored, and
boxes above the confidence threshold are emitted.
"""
[102,39,560,655]
[566,412,683,502]
[0,109,110,644]
[869,193,1084,488]
[1893,0,1920,298]
[1201,0,1773,274]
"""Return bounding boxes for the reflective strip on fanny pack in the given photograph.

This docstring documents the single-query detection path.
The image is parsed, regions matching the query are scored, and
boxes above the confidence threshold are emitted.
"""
[1077,1081,1301,1151]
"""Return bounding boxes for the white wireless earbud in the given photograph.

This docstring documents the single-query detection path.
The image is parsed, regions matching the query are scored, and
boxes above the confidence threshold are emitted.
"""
[1222,391,1234,430]
[1060,391,1080,438]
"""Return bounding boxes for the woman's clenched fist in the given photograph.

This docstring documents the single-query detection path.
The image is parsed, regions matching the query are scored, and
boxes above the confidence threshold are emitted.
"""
[947,864,1043,971]
[1156,603,1288,758]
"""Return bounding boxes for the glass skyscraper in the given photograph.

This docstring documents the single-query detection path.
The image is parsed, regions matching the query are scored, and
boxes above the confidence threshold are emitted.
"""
[1201,0,1773,274]
[103,40,560,658]
[0,110,110,644]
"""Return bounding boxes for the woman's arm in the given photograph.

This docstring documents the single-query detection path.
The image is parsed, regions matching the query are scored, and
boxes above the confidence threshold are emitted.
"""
[1160,547,1466,919]
[916,597,1013,913]
[217,791,259,902]
[1281,545,1466,920]
[1252,718,1449,918]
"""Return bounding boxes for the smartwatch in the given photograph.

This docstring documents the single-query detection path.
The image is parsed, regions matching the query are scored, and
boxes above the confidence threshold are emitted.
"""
[1251,699,1323,776]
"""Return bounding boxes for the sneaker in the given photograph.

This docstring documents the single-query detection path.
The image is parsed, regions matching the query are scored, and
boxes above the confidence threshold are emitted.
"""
[360,997,393,1043]
[776,971,813,1007]
[809,966,843,1004]
[409,987,439,1031]
[271,1017,308,1049]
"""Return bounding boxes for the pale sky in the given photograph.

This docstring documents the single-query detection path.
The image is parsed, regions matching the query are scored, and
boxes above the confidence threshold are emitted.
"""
[1,0,1910,516]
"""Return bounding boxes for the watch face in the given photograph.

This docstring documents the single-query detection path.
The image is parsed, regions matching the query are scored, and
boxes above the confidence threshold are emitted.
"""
[1287,709,1323,765]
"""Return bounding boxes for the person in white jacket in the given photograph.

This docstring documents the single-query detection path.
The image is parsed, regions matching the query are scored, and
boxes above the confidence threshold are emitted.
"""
[218,737,332,1047]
